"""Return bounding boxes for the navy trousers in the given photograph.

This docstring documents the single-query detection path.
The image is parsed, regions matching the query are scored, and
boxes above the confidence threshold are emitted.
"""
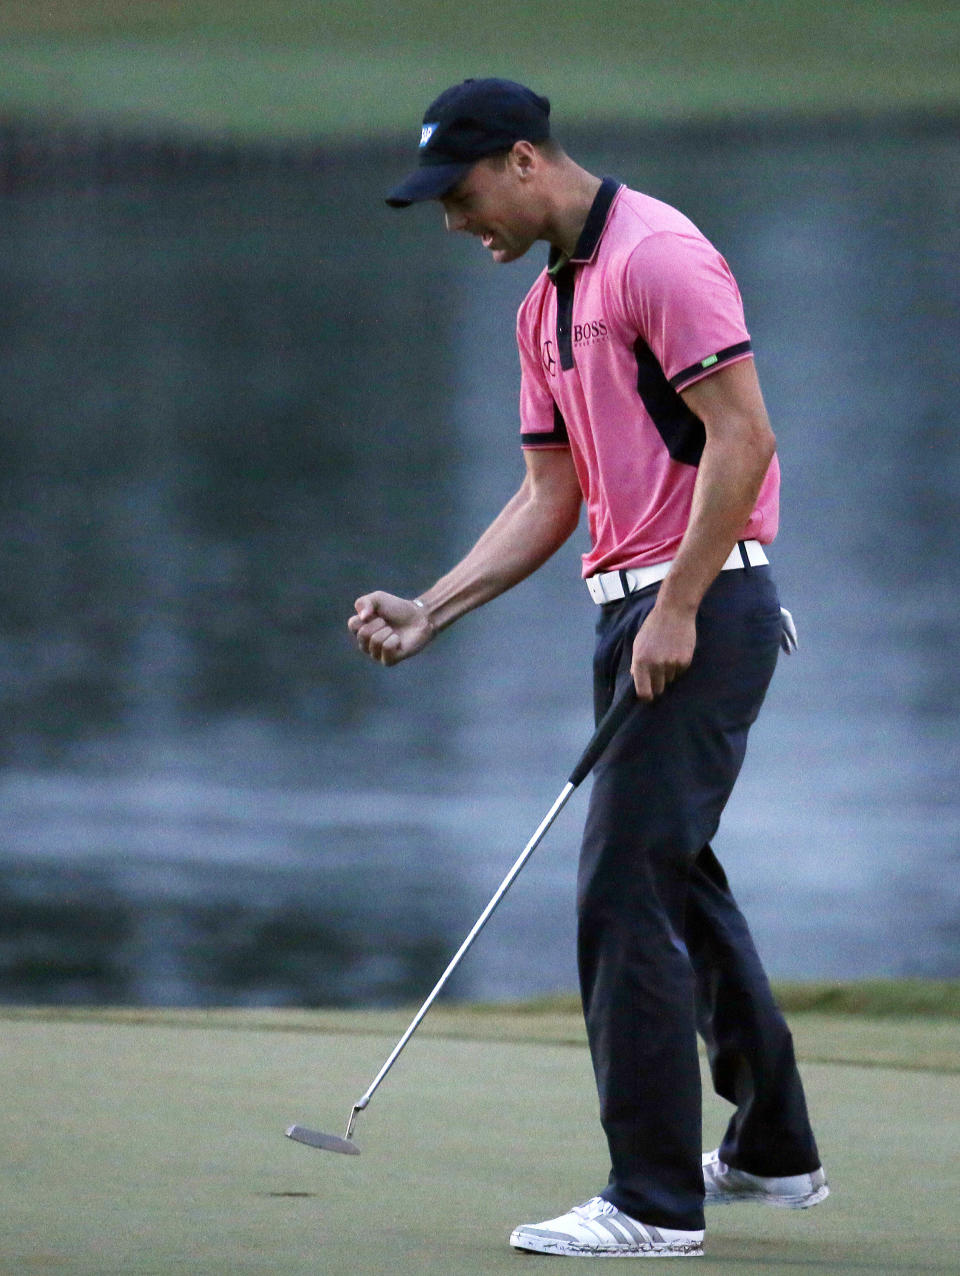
[578,565,821,1232]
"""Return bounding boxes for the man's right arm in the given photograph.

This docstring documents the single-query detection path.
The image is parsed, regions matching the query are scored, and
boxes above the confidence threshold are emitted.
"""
[348,446,582,666]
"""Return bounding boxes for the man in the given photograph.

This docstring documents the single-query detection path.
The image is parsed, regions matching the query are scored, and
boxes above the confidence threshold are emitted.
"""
[348,78,827,1260]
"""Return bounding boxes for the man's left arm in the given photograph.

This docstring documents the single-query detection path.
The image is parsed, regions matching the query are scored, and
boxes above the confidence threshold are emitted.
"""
[629,357,776,701]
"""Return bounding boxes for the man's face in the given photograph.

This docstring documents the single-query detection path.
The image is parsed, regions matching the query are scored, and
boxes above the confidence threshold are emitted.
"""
[439,153,542,265]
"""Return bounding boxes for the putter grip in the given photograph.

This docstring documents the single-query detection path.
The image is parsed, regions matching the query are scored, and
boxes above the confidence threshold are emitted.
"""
[567,682,637,787]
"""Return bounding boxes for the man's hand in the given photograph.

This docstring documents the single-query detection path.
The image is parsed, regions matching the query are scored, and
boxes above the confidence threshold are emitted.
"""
[629,601,697,701]
[348,592,435,666]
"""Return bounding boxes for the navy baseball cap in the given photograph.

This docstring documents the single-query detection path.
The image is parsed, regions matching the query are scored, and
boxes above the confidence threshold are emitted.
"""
[385,78,551,208]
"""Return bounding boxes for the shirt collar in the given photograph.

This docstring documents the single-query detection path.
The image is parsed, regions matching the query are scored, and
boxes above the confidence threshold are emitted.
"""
[547,176,621,278]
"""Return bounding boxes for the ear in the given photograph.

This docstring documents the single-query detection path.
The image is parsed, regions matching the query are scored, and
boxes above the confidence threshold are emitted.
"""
[509,140,539,179]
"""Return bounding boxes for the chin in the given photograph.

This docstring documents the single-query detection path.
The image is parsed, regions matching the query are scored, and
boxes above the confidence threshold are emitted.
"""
[491,242,530,265]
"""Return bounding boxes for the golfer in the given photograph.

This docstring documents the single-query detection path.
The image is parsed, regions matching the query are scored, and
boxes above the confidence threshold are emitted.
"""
[349,78,828,1259]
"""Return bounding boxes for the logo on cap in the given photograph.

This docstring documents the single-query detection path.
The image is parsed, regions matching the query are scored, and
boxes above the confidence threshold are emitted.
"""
[419,123,438,148]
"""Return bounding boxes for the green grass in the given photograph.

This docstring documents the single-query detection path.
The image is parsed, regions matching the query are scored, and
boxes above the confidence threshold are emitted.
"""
[1,998,959,1273]
[0,0,957,141]
[772,979,960,1019]
[508,979,960,1020]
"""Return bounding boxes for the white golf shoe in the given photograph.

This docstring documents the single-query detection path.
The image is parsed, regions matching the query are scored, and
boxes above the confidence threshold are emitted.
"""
[702,1149,829,1208]
[510,1196,704,1258]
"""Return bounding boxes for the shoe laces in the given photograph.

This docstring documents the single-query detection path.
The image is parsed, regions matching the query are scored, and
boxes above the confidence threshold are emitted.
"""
[573,1197,616,1220]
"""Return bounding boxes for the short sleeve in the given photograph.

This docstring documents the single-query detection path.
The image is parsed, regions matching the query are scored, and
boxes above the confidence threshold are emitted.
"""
[517,295,569,448]
[622,232,753,391]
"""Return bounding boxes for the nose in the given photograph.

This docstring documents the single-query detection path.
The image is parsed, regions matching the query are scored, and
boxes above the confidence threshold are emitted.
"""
[444,208,468,234]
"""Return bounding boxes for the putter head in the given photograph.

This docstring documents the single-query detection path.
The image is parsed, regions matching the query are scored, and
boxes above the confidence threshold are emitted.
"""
[285,1124,361,1155]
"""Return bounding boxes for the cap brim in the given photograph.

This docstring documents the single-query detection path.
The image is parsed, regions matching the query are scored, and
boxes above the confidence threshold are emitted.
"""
[385,160,472,208]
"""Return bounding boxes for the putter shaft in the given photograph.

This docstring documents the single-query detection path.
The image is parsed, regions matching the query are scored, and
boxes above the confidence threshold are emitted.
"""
[348,781,576,1121]
[287,683,637,1152]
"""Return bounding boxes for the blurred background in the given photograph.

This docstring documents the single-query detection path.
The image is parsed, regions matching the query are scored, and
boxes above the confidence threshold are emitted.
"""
[0,1,957,1007]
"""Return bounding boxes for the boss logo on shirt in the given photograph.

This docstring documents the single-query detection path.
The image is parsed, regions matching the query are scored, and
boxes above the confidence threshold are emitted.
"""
[574,319,609,346]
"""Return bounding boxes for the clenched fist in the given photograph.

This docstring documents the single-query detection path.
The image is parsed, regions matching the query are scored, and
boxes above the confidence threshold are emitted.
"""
[348,592,436,666]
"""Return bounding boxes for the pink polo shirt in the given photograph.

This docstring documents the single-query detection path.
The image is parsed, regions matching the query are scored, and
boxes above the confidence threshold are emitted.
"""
[517,179,779,576]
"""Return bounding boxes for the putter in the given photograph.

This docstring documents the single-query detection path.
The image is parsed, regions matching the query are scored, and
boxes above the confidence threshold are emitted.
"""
[285,680,637,1155]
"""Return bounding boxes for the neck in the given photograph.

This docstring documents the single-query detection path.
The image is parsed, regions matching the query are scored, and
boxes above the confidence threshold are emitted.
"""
[544,160,604,257]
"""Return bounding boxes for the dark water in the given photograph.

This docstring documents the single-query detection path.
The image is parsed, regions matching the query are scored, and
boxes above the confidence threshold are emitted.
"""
[0,116,957,1005]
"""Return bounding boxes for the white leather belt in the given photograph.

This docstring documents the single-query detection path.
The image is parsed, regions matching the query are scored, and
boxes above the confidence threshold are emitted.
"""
[585,539,768,605]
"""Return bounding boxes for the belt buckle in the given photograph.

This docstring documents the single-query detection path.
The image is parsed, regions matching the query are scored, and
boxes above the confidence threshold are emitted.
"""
[587,571,627,604]
[586,575,605,604]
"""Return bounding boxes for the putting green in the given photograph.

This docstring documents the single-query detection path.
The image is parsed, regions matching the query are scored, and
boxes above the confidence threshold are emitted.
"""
[1,1003,958,1273]
[0,0,957,140]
